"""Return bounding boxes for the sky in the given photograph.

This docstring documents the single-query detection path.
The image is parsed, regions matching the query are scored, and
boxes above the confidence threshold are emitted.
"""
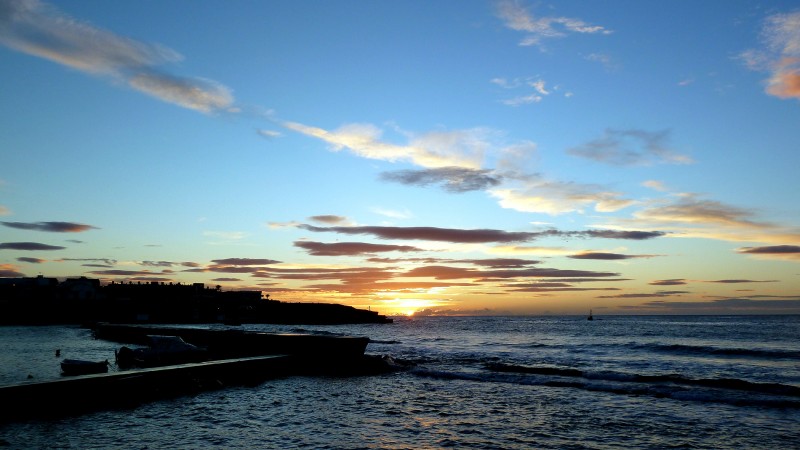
[1,0,799,316]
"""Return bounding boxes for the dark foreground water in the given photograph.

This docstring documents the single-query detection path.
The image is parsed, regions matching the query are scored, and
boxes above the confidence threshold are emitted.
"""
[1,315,799,449]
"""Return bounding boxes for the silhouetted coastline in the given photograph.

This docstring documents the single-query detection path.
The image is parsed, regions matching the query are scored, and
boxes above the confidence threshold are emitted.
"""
[0,275,392,325]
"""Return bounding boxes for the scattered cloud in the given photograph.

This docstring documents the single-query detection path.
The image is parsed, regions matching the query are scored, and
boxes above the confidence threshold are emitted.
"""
[702,279,778,284]
[128,71,233,113]
[501,93,543,106]
[372,208,413,220]
[0,241,66,250]
[62,258,117,266]
[568,252,658,260]
[623,297,800,313]
[598,291,689,299]
[0,205,10,216]
[17,257,45,263]
[210,258,281,266]
[642,180,669,192]
[257,129,282,139]
[494,0,611,48]
[585,53,618,70]
[738,244,800,261]
[1,221,97,232]
[0,263,25,277]
[138,260,200,268]
[294,240,423,256]
[211,277,242,282]
[649,279,687,286]
[492,77,555,106]
[380,167,502,192]
[0,0,235,113]
[203,231,248,240]
[404,264,619,280]
[299,224,536,243]
[489,168,636,215]
[505,283,620,293]
[567,129,693,166]
[740,11,800,100]
[309,215,349,225]
[283,121,490,169]
[267,221,301,229]
[86,269,158,276]
[609,194,800,245]
[299,224,665,243]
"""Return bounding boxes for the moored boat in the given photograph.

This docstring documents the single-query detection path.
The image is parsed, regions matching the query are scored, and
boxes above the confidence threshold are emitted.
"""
[60,359,109,376]
[115,335,208,369]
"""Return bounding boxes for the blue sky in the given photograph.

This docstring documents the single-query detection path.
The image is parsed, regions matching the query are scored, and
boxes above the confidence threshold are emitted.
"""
[1,0,799,315]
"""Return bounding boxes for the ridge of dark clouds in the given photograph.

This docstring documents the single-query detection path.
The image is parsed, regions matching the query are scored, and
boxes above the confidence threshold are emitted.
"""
[1,221,97,232]
[294,240,423,256]
[17,257,45,264]
[739,245,800,254]
[211,258,281,266]
[0,242,66,250]
[568,252,656,260]
[649,279,687,286]
[299,224,665,244]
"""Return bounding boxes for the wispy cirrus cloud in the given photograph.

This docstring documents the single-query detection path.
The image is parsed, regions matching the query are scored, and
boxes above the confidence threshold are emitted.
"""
[380,167,502,193]
[0,241,65,250]
[491,77,556,106]
[282,122,490,169]
[608,193,800,246]
[740,11,800,100]
[1,221,97,232]
[567,129,693,166]
[488,175,635,215]
[203,231,248,241]
[0,0,235,113]
[494,0,611,48]
[257,129,282,139]
[284,119,636,216]
[585,52,618,70]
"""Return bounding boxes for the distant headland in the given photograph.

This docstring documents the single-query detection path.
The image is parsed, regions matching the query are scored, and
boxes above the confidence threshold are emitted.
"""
[0,275,392,325]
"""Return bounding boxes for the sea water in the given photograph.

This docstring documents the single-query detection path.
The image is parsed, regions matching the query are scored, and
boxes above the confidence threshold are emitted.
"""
[1,315,798,449]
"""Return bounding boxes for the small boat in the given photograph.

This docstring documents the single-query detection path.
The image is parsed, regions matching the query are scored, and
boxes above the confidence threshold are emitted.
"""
[61,359,109,376]
[587,309,594,321]
[115,335,207,369]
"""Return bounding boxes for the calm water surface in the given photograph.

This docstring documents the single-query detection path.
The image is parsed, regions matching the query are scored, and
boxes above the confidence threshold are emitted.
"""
[1,315,798,449]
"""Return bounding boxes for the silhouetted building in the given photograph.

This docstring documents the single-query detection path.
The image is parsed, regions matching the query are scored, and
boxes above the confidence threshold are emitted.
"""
[0,277,391,325]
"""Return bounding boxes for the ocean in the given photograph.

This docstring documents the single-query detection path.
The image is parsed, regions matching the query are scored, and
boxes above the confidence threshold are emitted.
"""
[1,315,798,449]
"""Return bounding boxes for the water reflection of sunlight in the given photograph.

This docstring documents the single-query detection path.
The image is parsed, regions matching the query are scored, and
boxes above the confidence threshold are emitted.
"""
[381,298,441,316]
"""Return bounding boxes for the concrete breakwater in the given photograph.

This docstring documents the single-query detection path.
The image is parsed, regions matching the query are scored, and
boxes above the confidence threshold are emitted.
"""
[92,322,371,361]
[0,324,405,422]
